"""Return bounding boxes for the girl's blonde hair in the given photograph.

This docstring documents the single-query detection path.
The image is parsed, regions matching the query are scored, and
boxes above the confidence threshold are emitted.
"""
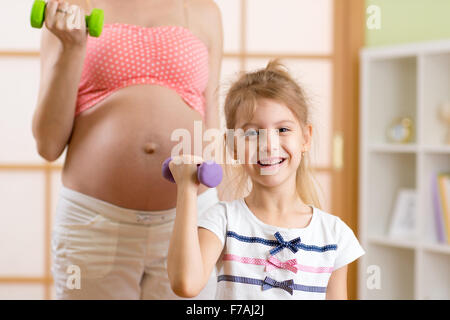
[222,59,323,209]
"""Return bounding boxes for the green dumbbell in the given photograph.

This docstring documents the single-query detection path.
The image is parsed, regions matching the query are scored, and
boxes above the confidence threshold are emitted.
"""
[30,0,104,37]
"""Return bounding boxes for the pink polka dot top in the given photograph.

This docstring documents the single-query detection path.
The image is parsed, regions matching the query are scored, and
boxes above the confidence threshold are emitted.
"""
[75,23,209,118]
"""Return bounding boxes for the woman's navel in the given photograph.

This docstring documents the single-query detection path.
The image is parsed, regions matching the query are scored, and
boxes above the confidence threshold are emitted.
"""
[143,142,159,154]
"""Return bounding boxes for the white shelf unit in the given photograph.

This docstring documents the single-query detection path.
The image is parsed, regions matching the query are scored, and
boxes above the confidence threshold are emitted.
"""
[359,40,450,300]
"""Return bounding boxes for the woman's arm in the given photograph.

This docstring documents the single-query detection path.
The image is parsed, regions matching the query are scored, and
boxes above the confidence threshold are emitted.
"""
[201,0,223,131]
[167,2,224,296]
[193,0,225,197]
[167,156,223,298]
[326,265,348,300]
[32,0,88,161]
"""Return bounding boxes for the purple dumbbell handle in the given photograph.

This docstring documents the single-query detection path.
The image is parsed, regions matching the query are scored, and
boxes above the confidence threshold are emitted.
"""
[162,157,176,183]
[162,157,223,188]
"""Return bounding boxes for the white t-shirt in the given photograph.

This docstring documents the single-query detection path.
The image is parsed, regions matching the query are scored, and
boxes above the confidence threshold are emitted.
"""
[197,199,365,300]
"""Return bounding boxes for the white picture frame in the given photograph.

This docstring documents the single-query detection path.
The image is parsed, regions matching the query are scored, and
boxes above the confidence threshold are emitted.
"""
[388,189,417,239]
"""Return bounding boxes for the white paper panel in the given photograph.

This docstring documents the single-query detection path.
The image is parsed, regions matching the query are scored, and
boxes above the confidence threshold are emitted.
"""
[0,0,41,50]
[0,171,45,276]
[0,284,45,300]
[49,170,62,280]
[245,58,332,168]
[0,57,44,163]
[219,58,242,129]
[246,0,333,54]
[220,58,242,96]
[50,282,56,300]
[214,0,241,53]
[54,149,67,166]
[50,170,63,231]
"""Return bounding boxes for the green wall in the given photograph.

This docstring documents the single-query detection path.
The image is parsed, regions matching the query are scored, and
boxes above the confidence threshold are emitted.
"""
[365,0,450,47]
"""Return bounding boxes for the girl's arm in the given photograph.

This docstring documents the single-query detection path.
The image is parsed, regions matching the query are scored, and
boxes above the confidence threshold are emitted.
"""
[167,156,223,298]
[326,265,348,300]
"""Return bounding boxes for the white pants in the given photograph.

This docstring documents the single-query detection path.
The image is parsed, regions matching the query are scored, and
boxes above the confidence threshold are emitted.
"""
[51,186,218,300]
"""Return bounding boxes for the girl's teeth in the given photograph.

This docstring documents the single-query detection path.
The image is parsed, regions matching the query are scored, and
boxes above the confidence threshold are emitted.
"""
[259,158,284,166]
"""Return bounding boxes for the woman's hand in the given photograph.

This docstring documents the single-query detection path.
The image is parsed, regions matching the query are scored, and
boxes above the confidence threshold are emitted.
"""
[45,0,87,50]
[168,155,203,189]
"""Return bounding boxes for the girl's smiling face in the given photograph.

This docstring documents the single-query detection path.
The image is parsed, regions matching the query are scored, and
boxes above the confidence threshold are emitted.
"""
[234,98,312,188]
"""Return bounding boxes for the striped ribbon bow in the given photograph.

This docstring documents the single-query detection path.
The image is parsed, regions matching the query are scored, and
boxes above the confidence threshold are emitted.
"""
[262,276,295,295]
[266,256,298,273]
[269,232,301,255]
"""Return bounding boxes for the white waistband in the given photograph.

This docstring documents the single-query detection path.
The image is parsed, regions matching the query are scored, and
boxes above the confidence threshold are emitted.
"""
[58,186,218,225]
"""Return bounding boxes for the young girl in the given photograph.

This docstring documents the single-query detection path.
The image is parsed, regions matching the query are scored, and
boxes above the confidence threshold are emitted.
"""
[167,60,365,300]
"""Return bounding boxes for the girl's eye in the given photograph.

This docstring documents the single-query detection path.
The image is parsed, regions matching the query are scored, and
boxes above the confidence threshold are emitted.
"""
[278,127,290,133]
[244,129,258,137]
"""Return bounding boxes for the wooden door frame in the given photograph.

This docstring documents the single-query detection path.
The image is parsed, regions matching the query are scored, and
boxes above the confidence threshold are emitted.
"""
[332,0,366,300]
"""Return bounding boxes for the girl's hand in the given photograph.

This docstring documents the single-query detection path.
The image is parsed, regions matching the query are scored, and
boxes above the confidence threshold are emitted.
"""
[168,155,204,189]
[45,0,87,50]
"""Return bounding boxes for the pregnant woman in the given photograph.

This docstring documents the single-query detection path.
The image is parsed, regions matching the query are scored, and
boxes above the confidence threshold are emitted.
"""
[32,0,223,299]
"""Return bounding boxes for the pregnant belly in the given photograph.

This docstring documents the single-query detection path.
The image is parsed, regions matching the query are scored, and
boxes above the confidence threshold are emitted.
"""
[62,85,207,211]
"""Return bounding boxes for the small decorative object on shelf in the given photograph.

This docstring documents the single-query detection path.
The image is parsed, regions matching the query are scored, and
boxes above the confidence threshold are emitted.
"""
[388,189,417,239]
[437,102,450,145]
[386,117,414,143]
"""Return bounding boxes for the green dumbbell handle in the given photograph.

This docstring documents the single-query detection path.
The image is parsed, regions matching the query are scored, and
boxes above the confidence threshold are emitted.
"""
[30,0,104,37]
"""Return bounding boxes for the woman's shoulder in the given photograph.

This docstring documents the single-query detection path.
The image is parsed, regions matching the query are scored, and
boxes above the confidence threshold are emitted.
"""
[188,0,221,15]
[187,0,222,48]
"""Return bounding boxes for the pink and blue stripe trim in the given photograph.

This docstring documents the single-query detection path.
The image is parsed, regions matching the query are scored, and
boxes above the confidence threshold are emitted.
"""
[217,274,327,294]
[226,231,337,254]
[222,254,334,274]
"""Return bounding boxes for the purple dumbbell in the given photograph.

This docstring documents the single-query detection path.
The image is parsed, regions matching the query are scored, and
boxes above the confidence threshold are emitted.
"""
[162,157,223,188]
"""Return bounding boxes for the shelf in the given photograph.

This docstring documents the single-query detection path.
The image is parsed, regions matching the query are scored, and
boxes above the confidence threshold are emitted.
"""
[360,40,450,60]
[369,144,418,153]
[420,52,450,146]
[365,56,417,145]
[360,40,450,300]
[423,243,450,255]
[421,153,450,245]
[366,153,416,237]
[368,144,450,154]
[363,243,415,299]
[420,252,450,299]
[367,235,418,250]
[422,145,450,154]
